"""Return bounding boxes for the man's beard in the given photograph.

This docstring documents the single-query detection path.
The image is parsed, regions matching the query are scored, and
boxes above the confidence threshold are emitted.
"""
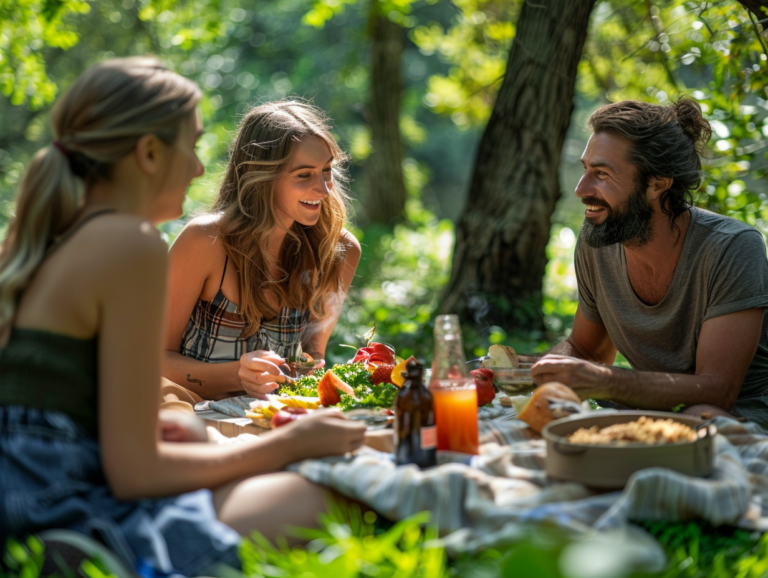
[581,179,654,248]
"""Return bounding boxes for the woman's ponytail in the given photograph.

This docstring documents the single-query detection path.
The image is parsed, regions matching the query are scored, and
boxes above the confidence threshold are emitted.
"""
[0,56,200,329]
[0,144,84,326]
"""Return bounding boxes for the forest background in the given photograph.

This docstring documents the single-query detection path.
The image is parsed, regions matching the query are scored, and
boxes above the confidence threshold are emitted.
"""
[1,0,767,366]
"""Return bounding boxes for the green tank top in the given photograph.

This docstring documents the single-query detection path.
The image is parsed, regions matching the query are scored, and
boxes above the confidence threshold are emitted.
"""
[0,327,98,435]
[0,209,114,438]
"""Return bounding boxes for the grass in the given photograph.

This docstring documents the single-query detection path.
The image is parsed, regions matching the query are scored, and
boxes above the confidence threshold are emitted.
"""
[4,506,768,578]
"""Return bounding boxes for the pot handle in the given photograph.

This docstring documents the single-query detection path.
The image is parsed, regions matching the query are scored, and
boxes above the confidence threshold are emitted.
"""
[696,420,716,439]
[551,440,588,456]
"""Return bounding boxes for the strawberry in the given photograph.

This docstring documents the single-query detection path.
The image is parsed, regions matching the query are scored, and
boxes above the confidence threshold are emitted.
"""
[370,363,396,385]
[471,368,496,406]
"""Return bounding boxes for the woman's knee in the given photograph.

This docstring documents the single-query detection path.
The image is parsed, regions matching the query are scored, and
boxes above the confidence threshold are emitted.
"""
[212,472,330,540]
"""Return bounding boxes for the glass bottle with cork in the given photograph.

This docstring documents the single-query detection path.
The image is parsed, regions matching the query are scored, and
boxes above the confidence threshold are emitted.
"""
[429,314,479,455]
[394,359,437,468]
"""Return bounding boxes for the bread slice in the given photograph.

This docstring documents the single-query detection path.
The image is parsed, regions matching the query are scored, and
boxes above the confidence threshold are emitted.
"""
[518,382,581,433]
[482,344,519,369]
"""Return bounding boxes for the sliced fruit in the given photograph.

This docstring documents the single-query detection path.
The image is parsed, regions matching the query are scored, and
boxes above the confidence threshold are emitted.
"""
[370,363,396,385]
[317,374,341,406]
[260,399,286,419]
[316,370,354,406]
[391,356,416,387]
[273,395,322,410]
[326,371,354,395]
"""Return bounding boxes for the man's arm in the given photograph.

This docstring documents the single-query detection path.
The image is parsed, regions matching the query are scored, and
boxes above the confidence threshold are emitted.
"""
[533,308,764,411]
[547,307,618,364]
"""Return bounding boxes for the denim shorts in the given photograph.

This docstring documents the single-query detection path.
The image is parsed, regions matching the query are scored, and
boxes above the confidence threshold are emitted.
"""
[0,406,241,576]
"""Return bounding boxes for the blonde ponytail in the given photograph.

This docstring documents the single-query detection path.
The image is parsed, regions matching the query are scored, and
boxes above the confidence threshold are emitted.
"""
[0,57,200,329]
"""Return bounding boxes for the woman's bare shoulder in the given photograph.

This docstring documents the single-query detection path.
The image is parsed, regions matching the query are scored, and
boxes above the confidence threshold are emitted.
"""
[169,213,224,256]
[340,228,361,260]
[61,214,168,296]
[79,214,167,259]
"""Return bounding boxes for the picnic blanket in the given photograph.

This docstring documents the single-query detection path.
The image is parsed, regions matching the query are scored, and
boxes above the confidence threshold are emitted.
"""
[289,413,768,567]
[196,394,519,419]
[195,396,257,417]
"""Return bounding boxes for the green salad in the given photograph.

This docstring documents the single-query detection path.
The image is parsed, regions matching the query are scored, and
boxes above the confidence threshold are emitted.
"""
[280,362,399,411]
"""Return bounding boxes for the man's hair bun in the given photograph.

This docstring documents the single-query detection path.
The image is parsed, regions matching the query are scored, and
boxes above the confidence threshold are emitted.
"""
[673,97,712,152]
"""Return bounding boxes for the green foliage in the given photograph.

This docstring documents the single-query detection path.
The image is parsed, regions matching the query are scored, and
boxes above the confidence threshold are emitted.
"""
[1,536,45,578]
[580,1,768,226]
[327,203,455,364]
[326,205,582,364]
[0,0,89,108]
[413,0,519,127]
[450,522,768,578]
[543,224,579,338]
[239,505,448,578]
[1,536,116,578]
[416,0,768,229]
[640,520,768,578]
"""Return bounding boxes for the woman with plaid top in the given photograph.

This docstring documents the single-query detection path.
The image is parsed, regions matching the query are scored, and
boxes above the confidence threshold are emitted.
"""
[163,100,360,400]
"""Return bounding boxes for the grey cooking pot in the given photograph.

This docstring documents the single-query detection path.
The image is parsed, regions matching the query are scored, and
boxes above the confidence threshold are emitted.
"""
[541,410,716,489]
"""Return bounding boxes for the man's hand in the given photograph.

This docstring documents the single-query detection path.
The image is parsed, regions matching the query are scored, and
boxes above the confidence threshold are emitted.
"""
[531,354,612,399]
[238,351,287,398]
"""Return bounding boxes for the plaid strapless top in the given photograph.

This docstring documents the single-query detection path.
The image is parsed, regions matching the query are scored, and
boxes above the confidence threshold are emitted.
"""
[180,257,310,362]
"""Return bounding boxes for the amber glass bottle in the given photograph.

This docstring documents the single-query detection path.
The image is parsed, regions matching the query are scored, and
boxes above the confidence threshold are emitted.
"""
[394,359,437,468]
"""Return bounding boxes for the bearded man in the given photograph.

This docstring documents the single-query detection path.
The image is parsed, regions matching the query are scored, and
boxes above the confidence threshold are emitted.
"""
[531,98,768,425]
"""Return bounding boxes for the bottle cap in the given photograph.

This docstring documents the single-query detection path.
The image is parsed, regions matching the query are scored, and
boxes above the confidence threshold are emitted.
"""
[404,359,424,385]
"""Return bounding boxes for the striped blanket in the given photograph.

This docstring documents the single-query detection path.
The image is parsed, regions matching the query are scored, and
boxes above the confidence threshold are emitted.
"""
[290,413,768,565]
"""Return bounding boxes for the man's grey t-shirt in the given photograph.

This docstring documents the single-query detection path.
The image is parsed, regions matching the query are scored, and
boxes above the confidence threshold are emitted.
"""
[575,207,768,416]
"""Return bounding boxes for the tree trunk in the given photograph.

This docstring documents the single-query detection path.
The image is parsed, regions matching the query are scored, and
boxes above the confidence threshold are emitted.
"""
[440,0,596,331]
[364,0,406,226]
[737,0,768,17]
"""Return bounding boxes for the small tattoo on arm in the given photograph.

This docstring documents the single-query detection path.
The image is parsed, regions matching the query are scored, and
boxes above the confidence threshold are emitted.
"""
[186,374,203,387]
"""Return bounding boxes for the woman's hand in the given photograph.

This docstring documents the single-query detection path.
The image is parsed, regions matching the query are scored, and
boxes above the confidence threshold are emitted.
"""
[280,410,366,460]
[239,351,287,398]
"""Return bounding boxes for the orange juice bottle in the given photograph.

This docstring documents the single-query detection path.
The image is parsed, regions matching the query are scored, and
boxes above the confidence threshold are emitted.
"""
[429,314,479,455]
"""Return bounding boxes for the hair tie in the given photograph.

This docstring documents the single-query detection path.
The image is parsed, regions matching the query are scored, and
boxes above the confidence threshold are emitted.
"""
[52,140,69,158]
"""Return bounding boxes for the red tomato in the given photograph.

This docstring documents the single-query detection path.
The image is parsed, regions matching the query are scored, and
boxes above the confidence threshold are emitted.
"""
[350,347,374,364]
[470,368,496,406]
[370,342,396,355]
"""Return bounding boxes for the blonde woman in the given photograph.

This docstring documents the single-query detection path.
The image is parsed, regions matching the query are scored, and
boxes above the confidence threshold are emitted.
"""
[0,58,365,576]
[163,100,361,400]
